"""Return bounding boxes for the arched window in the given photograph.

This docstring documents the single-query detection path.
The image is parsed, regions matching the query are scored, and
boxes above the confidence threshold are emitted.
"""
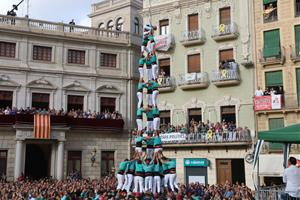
[107,20,114,30]
[134,17,139,34]
[98,22,105,29]
[116,17,124,31]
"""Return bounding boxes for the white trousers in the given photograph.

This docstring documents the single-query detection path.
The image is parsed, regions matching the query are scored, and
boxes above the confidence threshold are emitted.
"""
[146,68,152,82]
[153,117,160,131]
[153,176,161,194]
[169,173,178,192]
[152,90,159,107]
[138,67,144,79]
[137,92,143,108]
[136,119,143,131]
[117,174,124,190]
[124,174,134,192]
[164,174,170,188]
[147,121,153,132]
[144,176,153,192]
[152,64,158,80]
[147,93,153,106]
[133,176,144,193]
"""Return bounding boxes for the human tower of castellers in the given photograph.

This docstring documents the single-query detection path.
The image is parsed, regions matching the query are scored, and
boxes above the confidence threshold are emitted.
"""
[116,24,178,197]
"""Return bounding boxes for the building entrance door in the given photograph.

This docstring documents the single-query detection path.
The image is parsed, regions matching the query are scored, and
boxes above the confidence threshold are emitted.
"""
[25,143,51,179]
[216,159,232,185]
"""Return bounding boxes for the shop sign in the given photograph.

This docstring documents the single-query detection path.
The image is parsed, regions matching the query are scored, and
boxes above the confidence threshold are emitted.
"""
[184,158,210,167]
[254,95,282,111]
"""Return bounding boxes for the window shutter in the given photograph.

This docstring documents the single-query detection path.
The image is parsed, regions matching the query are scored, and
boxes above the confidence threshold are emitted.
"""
[101,97,116,107]
[188,14,199,31]
[160,111,170,118]
[159,58,170,67]
[159,19,169,26]
[0,91,13,101]
[188,54,200,73]
[188,109,202,116]
[68,95,84,104]
[297,69,300,105]
[265,71,283,87]
[32,93,50,103]
[268,118,284,150]
[263,29,280,58]
[263,0,277,4]
[219,49,233,62]
[221,106,235,114]
[219,7,231,25]
[295,25,300,56]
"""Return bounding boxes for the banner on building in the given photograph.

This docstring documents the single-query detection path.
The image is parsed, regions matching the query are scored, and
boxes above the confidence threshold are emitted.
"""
[160,132,186,142]
[34,114,51,139]
[254,95,282,111]
[154,34,174,51]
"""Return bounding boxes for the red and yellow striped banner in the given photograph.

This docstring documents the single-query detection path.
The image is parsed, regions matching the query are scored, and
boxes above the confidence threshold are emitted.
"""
[34,114,51,139]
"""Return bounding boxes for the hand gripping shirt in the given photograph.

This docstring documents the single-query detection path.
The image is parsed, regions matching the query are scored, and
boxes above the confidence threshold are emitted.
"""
[146,110,154,121]
[150,54,157,64]
[151,81,159,91]
[146,59,152,69]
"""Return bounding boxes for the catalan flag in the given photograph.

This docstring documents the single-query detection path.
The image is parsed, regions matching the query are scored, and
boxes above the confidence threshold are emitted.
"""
[34,114,51,139]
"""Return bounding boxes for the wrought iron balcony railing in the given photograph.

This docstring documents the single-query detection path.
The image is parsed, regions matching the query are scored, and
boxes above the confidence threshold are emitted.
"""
[177,72,209,90]
[180,29,206,46]
[211,22,239,41]
[211,69,240,87]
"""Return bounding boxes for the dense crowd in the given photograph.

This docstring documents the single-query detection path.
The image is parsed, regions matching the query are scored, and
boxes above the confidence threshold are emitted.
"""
[0,107,122,120]
[0,177,255,199]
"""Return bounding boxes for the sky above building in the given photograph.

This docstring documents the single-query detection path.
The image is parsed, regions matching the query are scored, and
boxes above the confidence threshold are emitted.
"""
[0,0,100,26]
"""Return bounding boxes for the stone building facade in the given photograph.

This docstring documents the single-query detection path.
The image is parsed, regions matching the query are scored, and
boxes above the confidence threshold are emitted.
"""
[141,0,255,187]
[0,0,142,181]
[253,0,300,184]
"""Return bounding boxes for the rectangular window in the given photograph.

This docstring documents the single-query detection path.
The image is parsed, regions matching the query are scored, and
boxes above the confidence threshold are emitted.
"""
[0,42,16,58]
[67,49,85,65]
[0,91,13,109]
[100,97,116,113]
[158,58,170,77]
[67,151,82,176]
[263,29,280,58]
[67,95,84,111]
[159,19,169,35]
[188,14,199,32]
[268,118,284,150]
[188,108,202,122]
[219,49,234,63]
[265,70,283,93]
[263,0,278,23]
[296,0,300,16]
[219,7,231,25]
[188,54,200,73]
[100,53,117,68]
[0,150,7,177]
[33,45,52,62]
[32,93,50,110]
[296,69,300,106]
[101,151,114,176]
[295,25,300,57]
[221,106,236,123]
[160,110,170,127]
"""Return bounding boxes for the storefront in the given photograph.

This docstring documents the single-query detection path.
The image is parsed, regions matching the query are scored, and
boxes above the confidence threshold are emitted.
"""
[184,158,209,184]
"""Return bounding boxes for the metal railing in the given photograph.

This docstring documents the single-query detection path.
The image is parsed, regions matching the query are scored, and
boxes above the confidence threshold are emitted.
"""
[211,22,238,37]
[259,47,285,64]
[290,45,300,61]
[180,29,206,42]
[0,15,130,43]
[177,72,209,86]
[211,69,240,82]
[256,185,300,200]
[157,76,175,88]
[263,9,278,23]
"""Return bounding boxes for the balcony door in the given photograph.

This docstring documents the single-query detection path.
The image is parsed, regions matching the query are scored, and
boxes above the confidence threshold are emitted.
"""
[221,106,236,123]
[32,93,50,110]
[219,7,231,25]
[219,49,233,63]
[188,14,198,32]
[67,95,84,111]
[0,91,13,109]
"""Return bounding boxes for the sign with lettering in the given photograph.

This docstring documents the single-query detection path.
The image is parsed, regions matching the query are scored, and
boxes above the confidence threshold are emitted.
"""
[160,132,186,142]
[184,158,210,167]
[254,95,282,111]
[154,34,174,51]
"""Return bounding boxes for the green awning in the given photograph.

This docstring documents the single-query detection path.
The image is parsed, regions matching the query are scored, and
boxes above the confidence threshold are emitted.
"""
[258,123,300,143]
[263,0,277,5]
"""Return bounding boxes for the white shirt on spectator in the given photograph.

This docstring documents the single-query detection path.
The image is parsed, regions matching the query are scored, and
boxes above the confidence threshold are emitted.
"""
[255,89,264,97]
[283,165,300,197]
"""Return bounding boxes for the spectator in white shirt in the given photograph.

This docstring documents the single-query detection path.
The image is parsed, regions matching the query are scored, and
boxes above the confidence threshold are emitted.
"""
[255,87,264,97]
[283,157,300,199]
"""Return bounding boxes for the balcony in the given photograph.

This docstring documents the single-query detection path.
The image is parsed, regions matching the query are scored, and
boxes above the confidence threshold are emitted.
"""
[290,45,300,63]
[259,47,285,66]
[211,69,240,87]
[178,72,209,90]
[211,22,239,41]
[180,29,206,46]
[157,76,176,93]
[263,8,278,23]
[0,15,131,45]
[0,114,124,130]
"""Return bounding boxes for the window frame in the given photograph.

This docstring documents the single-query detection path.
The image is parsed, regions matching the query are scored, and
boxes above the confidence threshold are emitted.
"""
[100,97,116,113]
[67,151,82,176]
[0,41,16,58]
[32,45,52,62]
[98,22,105,29]
[107,20,114,30]
[187,53,201,73]
[67,95,84,111]
[158,58,171,77]
[219,7,231,25]
[0,150,7,177]
[159,19,169,35]
[134,17,139,34]
[188,13,199,32]
[296,0,300,17]
[100,53,117,68]
[263,0,278,23]
[67,49,85,65]
[101,151,115,176]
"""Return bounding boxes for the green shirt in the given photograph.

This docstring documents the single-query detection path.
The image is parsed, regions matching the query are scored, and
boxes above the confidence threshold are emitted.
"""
[128,160,136,171]
[139,57,146,66]
[162,163,168,172]
[143,160,154,173]
[151,81,159,90]
[146,59,152,68]
[153,162,161,173]
[154,136,162,146]
[145,137,154,146]
[167,160,176,169]
[138,82,145,91]
[135,160,144,173]
[146,110,154,120]
[152,107,160,116]
[136,108,144,117]
[118,161,129,172]
[148,35,155,41]
[150,55,157,63]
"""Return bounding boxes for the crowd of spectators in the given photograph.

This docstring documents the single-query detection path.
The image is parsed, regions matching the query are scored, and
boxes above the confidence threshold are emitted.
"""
[159,120,251,142]
[0,177,254,200]
[0,106,122,120]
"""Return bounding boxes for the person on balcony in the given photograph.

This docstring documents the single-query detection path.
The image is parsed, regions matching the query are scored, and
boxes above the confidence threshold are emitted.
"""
[255,86,264,97]
[263,3,277,20]
[283,157,300,199]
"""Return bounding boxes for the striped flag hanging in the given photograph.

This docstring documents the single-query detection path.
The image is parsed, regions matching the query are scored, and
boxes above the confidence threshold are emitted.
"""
[34,114,51,139]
